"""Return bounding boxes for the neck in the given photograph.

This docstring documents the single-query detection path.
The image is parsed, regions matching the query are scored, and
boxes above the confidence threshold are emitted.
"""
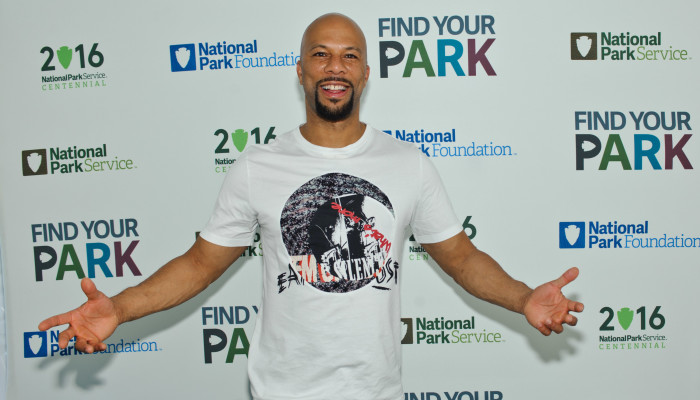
[300,112,366,148]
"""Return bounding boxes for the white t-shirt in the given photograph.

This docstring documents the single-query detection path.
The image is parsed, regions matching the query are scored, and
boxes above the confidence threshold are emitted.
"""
[200,126,462,400]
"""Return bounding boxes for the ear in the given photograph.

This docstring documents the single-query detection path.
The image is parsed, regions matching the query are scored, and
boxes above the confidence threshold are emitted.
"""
[296,60,303,84]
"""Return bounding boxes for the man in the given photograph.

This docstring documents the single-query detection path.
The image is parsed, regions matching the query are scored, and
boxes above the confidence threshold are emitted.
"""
[40,13,583,400]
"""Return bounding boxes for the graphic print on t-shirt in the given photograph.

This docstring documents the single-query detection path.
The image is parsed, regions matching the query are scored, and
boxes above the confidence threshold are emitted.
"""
[279,173,399,293]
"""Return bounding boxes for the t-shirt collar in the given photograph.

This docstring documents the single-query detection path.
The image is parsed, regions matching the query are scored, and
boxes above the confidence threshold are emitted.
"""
[293,124,372,159]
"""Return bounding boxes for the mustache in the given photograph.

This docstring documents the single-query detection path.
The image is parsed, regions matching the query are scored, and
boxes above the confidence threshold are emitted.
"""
[316,77,354,89]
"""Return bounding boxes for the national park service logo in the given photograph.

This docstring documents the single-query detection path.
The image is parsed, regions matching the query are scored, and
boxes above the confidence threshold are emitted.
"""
[571,33,597,60]
[231,129,248,152]
[617,307,634,330]
[401,318,414,344]
[22,149,48,176]
[56,46,73,69]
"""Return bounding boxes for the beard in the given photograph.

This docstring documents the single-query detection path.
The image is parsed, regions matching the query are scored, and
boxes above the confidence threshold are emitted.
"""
[313,79,355,122]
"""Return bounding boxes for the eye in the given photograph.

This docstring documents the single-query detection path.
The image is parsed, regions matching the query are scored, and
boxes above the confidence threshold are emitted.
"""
[344,53,359,59]
[313,51,328,57]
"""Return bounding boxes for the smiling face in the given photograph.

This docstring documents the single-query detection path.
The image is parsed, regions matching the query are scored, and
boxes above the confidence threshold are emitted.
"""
[297,14,370,123]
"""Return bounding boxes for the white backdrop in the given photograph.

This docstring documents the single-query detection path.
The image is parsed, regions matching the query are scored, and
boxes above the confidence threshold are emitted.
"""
[1,1,698,399]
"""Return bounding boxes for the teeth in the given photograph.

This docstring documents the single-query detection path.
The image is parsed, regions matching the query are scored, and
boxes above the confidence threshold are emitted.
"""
[322,85,346,91]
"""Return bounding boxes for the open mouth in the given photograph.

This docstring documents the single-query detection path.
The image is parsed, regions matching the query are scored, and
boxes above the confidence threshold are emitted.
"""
[317,77,353,100]
[320,83,349,98]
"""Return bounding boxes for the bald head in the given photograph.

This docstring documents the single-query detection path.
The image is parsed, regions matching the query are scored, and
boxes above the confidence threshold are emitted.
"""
[300,13,367,62]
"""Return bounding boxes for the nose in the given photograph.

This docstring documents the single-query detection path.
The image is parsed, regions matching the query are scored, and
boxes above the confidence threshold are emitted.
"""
[324,54,347,74]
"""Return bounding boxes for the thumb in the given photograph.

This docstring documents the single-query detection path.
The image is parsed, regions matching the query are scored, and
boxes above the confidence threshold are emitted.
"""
[80,278,101,301]
[551,267,579,289]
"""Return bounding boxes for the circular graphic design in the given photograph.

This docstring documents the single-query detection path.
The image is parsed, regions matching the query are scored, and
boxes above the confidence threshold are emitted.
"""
[280,173,396,293]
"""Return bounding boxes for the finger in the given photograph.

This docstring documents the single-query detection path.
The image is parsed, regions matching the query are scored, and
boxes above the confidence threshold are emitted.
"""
[544,317,564,334]
[551,267,580,289]
[81,278,101,301]
[39,311,74,331]
[534,317,554,336]
[564,314,579,326]
[570,300,584,313]
[75,337,93,354]
[536,323,552,336]
[86,338,107,352]
[58,327,76,349]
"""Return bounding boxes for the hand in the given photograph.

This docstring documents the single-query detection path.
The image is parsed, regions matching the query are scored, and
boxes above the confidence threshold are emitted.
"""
[38,278,120,353]
[523,267,584,336]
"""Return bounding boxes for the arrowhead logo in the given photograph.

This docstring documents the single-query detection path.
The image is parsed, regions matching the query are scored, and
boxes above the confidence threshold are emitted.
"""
[576,36,592,58]
[559,222,586,248]
[400,318,413,344]
[27,152,43,173]
[564,225,580,246]
[57,46,73,69]
[384,46,400,60]
[232,129,248,152]
[570,33,597,60]
[175,47,191,69]
[208,334,224,346]
[617,307,634,330]
[22,149,48,176]
[169,44,197,72]
[39,251,54,264]
[23,331,48,358]
[28,334,44,355]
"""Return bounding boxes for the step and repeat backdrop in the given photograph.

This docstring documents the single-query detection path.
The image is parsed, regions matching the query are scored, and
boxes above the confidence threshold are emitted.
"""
[1,0,698,399]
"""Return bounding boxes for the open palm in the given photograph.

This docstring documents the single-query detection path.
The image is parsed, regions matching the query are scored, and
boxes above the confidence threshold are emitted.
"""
[38,278,120,353]
[523,267,584,336]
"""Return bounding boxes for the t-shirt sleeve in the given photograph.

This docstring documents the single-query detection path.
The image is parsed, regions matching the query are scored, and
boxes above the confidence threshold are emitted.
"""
[199,154,258,247]
[409,153,463,244]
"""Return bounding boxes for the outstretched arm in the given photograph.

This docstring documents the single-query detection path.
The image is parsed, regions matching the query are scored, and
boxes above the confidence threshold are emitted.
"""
[39,237,246,352]
[421,231,583,335]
